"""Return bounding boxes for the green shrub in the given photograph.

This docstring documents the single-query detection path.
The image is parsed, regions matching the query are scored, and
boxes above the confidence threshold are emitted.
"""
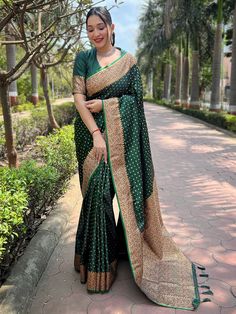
[0,125,77,278]
[147,99,236,134]
[36,125,77,185]
[0,167,28,261]
[0,102,75,159]
[11,102,35,113]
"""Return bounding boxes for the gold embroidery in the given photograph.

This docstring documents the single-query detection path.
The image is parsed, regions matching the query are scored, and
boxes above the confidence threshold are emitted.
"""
[86,53,136,97]
[81,132,106,197]
[104,98,197,309]
[104,97,143,285]
[87,260,117,292]
[72,75,85,95]
[81,147,98,198]
[74,253,117,291]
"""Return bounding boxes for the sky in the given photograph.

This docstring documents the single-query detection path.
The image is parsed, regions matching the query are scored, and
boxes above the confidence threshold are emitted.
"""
[91,0,146,55]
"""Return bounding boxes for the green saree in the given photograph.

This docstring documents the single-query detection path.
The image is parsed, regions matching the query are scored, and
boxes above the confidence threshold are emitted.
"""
[72,47,209,310]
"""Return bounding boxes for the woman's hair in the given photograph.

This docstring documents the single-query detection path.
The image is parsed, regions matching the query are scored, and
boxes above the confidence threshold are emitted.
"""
[86,7,115,46]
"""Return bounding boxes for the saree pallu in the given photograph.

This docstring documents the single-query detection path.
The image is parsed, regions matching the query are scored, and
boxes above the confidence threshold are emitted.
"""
[72,51,207,310]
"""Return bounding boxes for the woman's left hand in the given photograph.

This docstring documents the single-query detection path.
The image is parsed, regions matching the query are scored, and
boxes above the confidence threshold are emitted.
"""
[85,99,102,113]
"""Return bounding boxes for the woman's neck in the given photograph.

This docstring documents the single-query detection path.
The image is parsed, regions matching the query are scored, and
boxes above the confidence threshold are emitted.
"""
[96,44,114,55]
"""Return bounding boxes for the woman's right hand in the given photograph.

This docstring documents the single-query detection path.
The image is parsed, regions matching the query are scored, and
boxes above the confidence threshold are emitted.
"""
[93,131,107,164]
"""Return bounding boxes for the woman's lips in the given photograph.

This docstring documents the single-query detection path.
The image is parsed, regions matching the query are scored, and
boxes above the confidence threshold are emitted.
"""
[94,38,103,43]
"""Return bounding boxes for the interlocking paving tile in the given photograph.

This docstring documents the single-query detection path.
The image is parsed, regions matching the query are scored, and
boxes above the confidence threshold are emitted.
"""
[221,307,236,314]
[206,279,236,307]
[111,278,151,304]
[43,293,92,314]
[177,301,221,314]
[222,238,236,250]
[208,263,236,287]
[131,304,175,313]
[87,295,133,313]
[213,251,236,267]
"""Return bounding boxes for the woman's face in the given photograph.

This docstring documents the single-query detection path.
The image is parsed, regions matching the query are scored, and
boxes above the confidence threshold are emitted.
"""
[86,15,114,49]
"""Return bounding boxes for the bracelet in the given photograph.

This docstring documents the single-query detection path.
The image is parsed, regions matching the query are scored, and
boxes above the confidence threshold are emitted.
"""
[91,128,101,135]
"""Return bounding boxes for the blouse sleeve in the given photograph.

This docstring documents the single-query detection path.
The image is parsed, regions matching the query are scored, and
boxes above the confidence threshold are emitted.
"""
[72,51,87,95]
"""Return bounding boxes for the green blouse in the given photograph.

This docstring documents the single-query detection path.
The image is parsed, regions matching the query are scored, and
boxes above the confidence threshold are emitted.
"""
[73,47,127,80]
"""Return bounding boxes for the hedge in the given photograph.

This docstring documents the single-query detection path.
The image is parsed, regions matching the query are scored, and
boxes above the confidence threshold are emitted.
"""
[0,102,76,159]
[0,125,77,284]
[145,98,236,134]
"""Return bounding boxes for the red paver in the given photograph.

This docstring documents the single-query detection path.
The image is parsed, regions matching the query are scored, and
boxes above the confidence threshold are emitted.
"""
[87,295,133,313]
[27,104,236,313]
[131,304,175,313]
[221,308,236,314]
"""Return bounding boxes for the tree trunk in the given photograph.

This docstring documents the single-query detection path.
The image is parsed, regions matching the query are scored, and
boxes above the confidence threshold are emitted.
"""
[229,2,236,115]
[190,51,201,109]
[163,63,172,101]
[147,69,154,98]
[0,75,18,168]
[40,66,59,129]
[31,63,39,105]
[6,26,18,106]
[175,50,182,105]
[210,0,223,112]
[182,56,190,108]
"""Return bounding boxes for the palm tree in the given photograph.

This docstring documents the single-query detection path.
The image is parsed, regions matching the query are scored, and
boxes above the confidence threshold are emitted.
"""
[229,1,236,114]
[182,33,190,107]
[210,0,223,112]
[175,40,182,105]
[163,49,172,101]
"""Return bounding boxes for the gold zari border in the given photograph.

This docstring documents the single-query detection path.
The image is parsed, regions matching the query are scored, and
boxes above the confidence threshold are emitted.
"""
[86,53,136,97]
[103,98,197,309]
[72,75,86,95]
[74,253,117,292]
[81,147,98,198]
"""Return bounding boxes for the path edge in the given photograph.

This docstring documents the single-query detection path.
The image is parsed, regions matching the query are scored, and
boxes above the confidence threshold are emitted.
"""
[0,174,80,314]
[145,102,236,139]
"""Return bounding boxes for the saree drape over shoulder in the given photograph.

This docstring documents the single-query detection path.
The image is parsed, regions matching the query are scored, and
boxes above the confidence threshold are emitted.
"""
[72,48,206,311]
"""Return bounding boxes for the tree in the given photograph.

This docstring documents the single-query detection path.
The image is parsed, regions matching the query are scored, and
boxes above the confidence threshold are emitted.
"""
[210,0,223,112]
[0,0,91,167]
[137,0,215,107]
[229,1,236,114]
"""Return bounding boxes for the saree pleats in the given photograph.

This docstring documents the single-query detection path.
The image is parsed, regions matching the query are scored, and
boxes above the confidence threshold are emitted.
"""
[74,161,118,292]
[73,51,204,310]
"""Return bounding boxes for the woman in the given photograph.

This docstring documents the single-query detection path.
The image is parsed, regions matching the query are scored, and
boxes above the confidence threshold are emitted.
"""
[72,6,210,311]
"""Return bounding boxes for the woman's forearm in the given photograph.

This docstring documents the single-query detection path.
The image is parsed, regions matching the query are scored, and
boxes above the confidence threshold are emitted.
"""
[74,94,99,134]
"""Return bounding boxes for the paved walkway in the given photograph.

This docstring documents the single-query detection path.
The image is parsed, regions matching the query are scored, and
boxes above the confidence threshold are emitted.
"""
[28,103,236,314]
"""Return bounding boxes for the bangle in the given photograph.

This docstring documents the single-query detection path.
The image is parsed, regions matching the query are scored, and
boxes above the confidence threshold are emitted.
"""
[91,128,101,135]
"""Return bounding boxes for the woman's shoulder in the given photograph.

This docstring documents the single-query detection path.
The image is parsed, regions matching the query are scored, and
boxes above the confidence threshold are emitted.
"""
[75,47,94,60]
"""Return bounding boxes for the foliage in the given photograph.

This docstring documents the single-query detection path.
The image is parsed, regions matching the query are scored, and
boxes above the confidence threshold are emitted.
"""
[17,73,32,102]
[0,102,76,159]
[0,124,77,282]
[35,125,77,185]
[146,98,236,133]
[0,168,28,261]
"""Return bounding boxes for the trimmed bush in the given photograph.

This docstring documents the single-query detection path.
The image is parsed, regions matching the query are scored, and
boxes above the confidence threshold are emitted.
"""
[145,98,236,134]
[0,102,76,158]
[0,125,77,283]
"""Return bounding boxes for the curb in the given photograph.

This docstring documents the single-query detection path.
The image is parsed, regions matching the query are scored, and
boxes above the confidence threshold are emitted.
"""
[0,174,80,314]
[145,102,236,139]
